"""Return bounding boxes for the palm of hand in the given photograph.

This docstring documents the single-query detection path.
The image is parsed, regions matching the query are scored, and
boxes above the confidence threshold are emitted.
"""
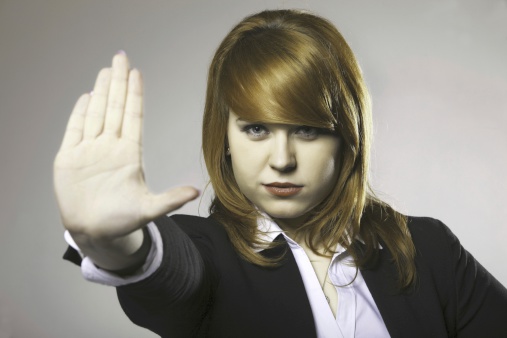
[54,53,199,241]
[54,136,146,238]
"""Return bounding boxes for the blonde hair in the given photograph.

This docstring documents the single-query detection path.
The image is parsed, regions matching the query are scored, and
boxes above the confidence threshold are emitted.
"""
[202,9,416,288]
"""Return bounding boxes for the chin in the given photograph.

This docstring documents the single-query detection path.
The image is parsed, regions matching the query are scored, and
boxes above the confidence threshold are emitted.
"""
[261,206,309,220]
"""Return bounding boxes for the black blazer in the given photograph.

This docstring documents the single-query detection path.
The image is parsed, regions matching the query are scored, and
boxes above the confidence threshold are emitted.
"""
[69,215,507,337]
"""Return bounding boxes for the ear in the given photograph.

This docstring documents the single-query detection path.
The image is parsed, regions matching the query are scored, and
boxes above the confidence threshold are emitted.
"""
[224,136,230,156]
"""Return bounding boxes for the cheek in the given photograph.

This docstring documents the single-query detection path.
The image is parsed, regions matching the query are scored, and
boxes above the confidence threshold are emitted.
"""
[322,159,339,181]
[309,157,340,191]
[230,147,264,184]
[300,142,341,181]
[230,140,268,175]
[324,150,341,185]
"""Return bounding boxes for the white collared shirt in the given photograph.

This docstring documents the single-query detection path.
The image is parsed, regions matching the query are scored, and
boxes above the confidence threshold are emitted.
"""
[66,218,390,337]
[256,216,390,338]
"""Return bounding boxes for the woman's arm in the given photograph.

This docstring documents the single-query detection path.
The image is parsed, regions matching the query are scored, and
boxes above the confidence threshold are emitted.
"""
[446,224,507,337]
[117,216,214,336]
[54,52,199,272]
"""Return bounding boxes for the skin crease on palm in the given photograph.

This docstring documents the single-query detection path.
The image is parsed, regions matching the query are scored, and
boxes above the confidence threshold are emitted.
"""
[227,111,342,236]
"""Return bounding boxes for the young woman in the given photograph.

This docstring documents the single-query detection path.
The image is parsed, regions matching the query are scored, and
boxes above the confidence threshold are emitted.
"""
[55,9,507,338]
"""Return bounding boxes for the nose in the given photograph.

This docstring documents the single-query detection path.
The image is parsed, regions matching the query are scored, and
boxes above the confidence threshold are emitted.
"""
[269,132,296,172]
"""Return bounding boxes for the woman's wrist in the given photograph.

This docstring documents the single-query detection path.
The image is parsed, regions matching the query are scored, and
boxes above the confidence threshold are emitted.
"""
[71,227,151,272]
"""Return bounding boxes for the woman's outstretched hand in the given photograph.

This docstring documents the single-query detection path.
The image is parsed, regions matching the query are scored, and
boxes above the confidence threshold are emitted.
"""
[54,52,199,270]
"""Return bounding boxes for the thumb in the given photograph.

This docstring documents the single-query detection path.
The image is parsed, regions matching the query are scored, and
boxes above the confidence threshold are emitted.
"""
[142,186,200,219]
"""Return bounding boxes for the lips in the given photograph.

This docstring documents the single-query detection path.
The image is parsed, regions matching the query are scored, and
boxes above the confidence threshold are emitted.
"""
[263,182,303,197]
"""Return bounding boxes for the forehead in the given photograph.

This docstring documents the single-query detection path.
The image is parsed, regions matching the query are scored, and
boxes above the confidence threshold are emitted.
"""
[227,110,291,125]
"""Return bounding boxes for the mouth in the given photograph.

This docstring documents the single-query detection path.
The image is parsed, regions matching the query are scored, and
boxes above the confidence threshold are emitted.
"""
[262,182,303,197]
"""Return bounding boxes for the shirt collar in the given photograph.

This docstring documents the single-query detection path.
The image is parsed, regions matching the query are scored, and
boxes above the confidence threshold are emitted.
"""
[255,212,382,253]
[255,213,287,252]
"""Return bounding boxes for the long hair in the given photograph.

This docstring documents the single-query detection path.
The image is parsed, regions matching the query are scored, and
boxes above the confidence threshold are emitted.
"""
[202,9,416,288]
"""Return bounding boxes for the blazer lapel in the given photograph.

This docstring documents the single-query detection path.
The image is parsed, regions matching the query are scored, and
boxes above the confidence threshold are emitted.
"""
[361,248,427,338]
[258,234,318,338]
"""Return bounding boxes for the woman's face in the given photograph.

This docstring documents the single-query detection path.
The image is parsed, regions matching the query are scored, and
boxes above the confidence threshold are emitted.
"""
[227,111,342,225]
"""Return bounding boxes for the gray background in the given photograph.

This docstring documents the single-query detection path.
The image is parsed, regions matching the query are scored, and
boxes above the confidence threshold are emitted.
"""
[1,0,506,337]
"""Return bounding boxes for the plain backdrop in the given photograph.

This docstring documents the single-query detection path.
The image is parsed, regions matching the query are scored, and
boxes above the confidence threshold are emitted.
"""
[0,0,506,337]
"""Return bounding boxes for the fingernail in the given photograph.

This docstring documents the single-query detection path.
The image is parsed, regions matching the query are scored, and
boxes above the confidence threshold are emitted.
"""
[117,49,126,55]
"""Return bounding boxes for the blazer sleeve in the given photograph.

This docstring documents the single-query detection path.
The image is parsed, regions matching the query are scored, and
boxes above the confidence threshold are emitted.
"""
[115,215,216,337]
[409,218,507,337]
[442,222,507,337]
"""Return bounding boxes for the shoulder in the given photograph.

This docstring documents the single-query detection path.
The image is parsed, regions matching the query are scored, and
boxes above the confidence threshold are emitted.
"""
[406,218,507,335]
[154,214,226,235]
[404,216,459,282]
[404,216,473,290]
[406,215,450,235]
[405,216,458,253]
[154,214,232,251]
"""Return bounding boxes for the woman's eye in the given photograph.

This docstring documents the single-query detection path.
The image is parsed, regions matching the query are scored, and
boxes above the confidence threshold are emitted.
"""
[242,124,269,138]
[295,126,319,139]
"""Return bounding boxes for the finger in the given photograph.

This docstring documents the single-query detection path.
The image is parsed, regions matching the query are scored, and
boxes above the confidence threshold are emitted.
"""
[142,187,200,220]
[60,94,90,149]
[103,52,130,136]
[122,68,143,144]
[83,68,112,139]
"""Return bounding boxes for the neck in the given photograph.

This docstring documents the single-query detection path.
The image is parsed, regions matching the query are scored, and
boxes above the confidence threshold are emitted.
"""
[273,215,332,255]
[273,214,307,238]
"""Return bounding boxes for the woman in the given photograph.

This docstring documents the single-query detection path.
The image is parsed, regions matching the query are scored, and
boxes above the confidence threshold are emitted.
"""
[55,9,507,338]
